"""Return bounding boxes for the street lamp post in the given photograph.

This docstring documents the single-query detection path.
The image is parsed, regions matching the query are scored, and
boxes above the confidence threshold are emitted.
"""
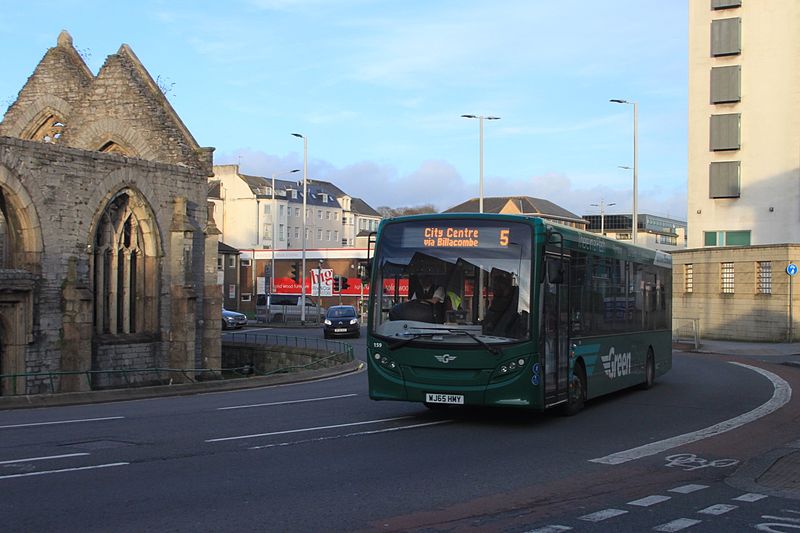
[271,169,300,296]
[590,199,616,236]
[461,114,500,213]
[610,99,638,245]
[291,133,309,323]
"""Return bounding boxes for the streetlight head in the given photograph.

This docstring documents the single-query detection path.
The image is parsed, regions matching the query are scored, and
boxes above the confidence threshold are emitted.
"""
[486,116,501,120]
[291,133,304,139]
[461,114,477,119]
[609,99,627,104]
[290,169,300,173]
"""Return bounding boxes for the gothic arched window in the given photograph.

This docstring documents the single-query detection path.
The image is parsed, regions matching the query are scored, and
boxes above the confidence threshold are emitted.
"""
[93,191,154,335]
[28,114,65,143]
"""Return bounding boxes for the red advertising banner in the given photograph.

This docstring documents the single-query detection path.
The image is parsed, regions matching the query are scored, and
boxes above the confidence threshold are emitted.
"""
[273,277,409,296]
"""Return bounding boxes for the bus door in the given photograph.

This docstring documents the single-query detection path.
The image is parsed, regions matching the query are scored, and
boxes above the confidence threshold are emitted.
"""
[543,253,570,407]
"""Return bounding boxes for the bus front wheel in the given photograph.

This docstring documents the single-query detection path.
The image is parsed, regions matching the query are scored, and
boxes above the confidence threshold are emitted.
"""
[562,363,586,416]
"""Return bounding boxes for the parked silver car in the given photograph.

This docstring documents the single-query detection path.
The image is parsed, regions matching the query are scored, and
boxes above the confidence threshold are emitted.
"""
[222,308,247,329]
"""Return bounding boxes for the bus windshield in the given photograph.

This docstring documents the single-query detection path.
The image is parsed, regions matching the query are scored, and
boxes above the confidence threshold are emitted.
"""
[371,219,532,345]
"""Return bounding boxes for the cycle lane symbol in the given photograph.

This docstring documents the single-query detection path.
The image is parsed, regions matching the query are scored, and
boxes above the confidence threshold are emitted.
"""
[664,453,740,471]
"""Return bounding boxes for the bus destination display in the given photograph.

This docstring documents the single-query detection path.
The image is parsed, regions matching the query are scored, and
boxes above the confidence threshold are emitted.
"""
[418,226,510,248]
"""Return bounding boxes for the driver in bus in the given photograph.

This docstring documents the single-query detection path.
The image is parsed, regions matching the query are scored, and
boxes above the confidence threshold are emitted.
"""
[410,274,445,305]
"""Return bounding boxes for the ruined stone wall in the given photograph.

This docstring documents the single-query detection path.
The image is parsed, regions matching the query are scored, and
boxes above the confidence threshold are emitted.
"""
[0,136,213,392]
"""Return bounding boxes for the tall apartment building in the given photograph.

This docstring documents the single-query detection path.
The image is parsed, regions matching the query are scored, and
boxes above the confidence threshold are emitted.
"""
[688,0,800,247]
[674,0,800,341]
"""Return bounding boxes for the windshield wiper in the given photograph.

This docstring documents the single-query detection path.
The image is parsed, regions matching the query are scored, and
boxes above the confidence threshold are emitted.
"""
[449,329,502,356]
[388,332,438,350]
[386,329,501,356]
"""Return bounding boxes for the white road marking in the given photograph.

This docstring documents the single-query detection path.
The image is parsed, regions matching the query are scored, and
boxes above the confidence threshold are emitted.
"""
[590,363,791,465]
[250,419,453,449]
[0,416,125,429]
[0,453,90,465]
[698,504,738,515]
[578,509,628,522]
[669,484,709,494]
[0,462,129,480]
[524,526,572,533]
[761,514,800,524]
[734,493,768,502]
[628,495,671,507]
[218,393,357,410]
[653,518,702,532]
[206,416,415,442]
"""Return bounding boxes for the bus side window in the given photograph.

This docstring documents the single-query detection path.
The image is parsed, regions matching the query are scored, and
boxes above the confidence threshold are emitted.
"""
[546,257,564,284]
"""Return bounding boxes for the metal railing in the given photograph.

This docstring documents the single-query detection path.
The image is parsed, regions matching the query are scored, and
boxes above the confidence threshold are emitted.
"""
[0,335,354,397]
[673,317,700,350]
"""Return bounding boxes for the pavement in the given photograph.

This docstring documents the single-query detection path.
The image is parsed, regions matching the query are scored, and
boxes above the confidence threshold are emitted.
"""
[673,339,800,500]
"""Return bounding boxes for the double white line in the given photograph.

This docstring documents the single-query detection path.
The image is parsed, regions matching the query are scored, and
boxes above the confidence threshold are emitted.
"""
[0,453,128,480]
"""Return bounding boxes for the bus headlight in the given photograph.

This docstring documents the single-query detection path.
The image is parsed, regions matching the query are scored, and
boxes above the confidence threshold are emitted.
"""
[491,358,526,381]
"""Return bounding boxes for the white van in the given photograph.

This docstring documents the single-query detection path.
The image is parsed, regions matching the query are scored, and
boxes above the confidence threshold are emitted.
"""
[256,294,325,323]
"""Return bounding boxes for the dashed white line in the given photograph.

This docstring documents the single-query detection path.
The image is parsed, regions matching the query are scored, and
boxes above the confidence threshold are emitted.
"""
[698,504,738,516]
[669,484,709,494]
[653,518,702,532]
[0,416,125,429]
[524,526,572,533]
[250,419,453,449]
[0,462,129,480]
[734,493,768,502]
[218,393,357,410]
[0,453,89,465]
[205,416,415,442]
[628,495,671,507]
[578,509,628,522]
[590,363,791,465]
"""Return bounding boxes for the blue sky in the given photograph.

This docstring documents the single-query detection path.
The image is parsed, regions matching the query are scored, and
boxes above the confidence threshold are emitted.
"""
[0,0,688,219]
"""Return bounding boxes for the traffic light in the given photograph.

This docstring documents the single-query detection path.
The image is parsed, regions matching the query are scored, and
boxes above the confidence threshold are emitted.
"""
[340,276,350,291]
[290,262,300,283]
[332,275,341,292]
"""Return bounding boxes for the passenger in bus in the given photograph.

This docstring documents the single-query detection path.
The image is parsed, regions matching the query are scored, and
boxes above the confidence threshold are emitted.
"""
[483,270,519,336]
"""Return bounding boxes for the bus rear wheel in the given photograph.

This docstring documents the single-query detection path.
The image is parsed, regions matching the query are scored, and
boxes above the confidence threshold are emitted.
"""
[641,349,655,390]
[562,363,586,416]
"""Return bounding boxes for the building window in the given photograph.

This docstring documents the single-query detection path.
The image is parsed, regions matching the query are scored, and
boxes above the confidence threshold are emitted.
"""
[295,207,300,217]
[217,257,223,271]
[241,293,252,302]
[279,224,285,241]
[326,230,331,241]
[228,284,237,299]
[757,262,772,294]
[711,18,741,57]
[721,262,735,293]
[615,233,632,241]
[710,65,741,104]
[240,259,252,267]
[263,204,271,215]
[710,114,740,151]
[685,264,693,293]
[657,235,677,246]
[709,161,740,198]
[712,0,742,9]
[228,256,236,268]
[704,230,751,247]
[317,210,322,219]
[317,229,323,240]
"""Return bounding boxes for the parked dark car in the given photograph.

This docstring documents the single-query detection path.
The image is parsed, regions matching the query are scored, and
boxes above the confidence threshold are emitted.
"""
[323,305,360,338]
[222,308,247,329]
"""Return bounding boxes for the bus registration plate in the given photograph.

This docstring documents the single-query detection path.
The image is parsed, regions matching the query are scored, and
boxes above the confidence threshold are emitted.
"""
[425,393,464,405]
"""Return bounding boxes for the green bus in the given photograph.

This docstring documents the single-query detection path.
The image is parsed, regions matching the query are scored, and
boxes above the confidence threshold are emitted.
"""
[366,213,672,414]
